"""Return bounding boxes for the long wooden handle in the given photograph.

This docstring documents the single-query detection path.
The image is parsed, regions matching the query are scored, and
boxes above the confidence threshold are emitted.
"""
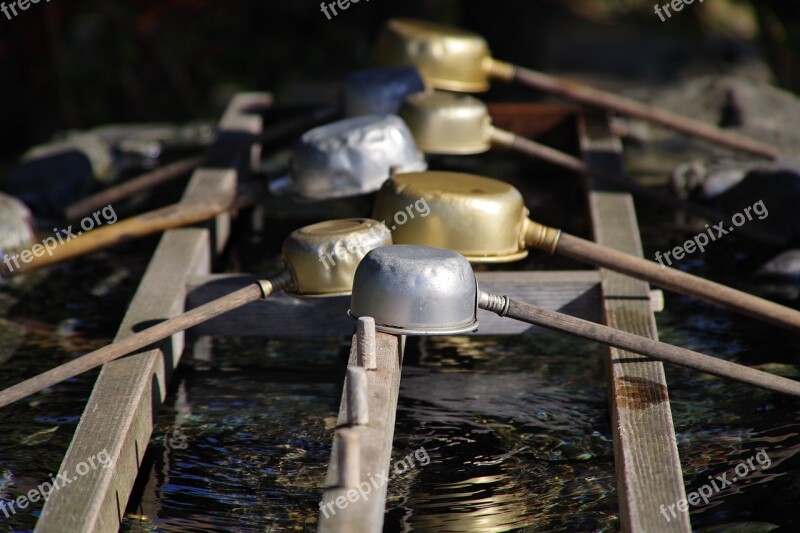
[0,273,292,409]
[551,231,800,332]
[64,155,208,222]
[64,106,338,221]
[494,61,779,160]
[2,200,230,277]
[479,293,800,397]
[492,128,786,247]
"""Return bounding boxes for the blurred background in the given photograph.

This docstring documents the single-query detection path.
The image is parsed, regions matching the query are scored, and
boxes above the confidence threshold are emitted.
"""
[1,0,798,166]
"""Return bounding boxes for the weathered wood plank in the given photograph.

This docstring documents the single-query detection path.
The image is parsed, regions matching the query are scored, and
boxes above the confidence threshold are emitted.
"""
[36,168,237,533]
[581,113,690,532]
[184,271,603,337]
[35,229,210,532]
[317,331,405,532]
[215,92,272,178]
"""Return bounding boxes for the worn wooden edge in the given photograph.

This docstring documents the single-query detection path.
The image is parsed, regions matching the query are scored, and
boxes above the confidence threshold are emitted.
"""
[34,229,210,532]
[216,91,272,176]
[183,271,603,338]
[581,112,690,532]
[35,168,237,532]
[317,331,405,532]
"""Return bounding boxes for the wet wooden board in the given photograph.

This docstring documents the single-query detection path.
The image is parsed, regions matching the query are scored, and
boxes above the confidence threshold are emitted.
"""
[317,332,405,532]
[184,271,606,337]
[34,92,269,532]
[581,113,690,532]
[35,173,233,532]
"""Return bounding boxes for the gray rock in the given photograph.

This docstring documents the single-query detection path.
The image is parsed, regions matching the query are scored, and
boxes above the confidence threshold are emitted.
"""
[624,75,800,163]
[716,169,800,244]
[0,192,34,256]
[1,133,112,216]
[755,250,800,280]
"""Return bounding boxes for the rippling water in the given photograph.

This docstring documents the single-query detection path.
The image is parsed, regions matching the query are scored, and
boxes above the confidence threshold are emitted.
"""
[1,191,799,532]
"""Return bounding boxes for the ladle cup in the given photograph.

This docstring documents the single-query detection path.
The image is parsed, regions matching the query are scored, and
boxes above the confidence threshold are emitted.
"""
[397,91,783,247]
[66,67,427,221]
[374,171,800,332]
[0,218,392,408]
[374,18,778,160]
[277,114,427,200]
[349,245,800,398]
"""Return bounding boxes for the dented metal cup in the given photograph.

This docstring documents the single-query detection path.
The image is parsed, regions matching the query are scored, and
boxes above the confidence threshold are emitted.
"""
[373,171,530,262]
[289,115,427,200]
[349,245,479,335]
[399,91,492,154]
[282,218,392,297]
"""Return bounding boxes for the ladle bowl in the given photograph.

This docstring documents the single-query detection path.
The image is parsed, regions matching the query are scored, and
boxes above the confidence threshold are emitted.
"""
[373,171,530,262]
[398,91,492,154]
[374,171,800,333]
[349,244,478,335]
[346,244,800,398]
[290,115,427,200]
[373,18,779,160]
[373,18,498,92]
[283,218,392,297]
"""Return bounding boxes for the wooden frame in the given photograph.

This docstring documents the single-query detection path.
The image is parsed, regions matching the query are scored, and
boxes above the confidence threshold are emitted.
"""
[35,93,271,532]
[581,112,690,532]
[34,97,687,532]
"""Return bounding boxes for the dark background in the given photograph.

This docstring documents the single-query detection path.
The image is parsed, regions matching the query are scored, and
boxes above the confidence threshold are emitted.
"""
[1,0,798,165]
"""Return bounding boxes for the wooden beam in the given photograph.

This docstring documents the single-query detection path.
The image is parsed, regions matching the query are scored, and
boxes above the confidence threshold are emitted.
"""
[317,326,405,532]
[581,113,690,532]
[35,169,236,532]
[184,271,604,338]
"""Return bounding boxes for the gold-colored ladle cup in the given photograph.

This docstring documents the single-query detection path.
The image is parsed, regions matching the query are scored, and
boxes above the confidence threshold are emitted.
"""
[0,218,392,409]
[374,171,800,332]
[397,91,783,247]
[374,18,778,160]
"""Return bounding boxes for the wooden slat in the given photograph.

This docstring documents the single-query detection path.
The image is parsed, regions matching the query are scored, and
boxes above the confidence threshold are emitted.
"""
[184,271,603,338]
[581,113,690,532]
[215,92,273,178]
[36,169,237,532]
[317,332,405,532]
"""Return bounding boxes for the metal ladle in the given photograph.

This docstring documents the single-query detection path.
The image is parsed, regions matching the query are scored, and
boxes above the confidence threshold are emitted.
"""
[397,90,783,247]
[0,218,392,408]
[373,18,778,160]
[283,114,427,200]
[374,171,800,332]
[349,245,800,398]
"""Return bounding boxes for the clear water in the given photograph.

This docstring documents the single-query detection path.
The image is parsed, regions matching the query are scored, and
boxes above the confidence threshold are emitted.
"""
[1,173,799,532]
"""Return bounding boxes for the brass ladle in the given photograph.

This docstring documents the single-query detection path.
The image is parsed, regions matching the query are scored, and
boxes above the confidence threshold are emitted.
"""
[0,219,392,408]
[374,171,800,332]
[374,18,779,160]
[397,90,784,247]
